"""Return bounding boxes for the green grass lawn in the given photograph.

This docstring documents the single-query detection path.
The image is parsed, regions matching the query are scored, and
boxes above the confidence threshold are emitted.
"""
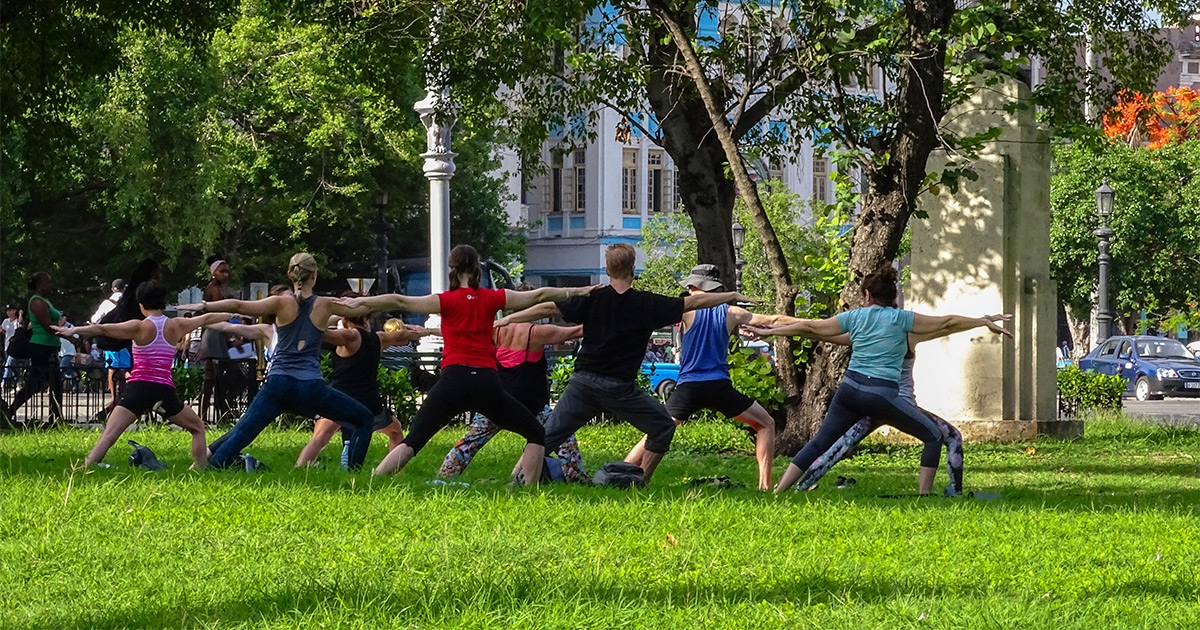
[1,417,1198,629]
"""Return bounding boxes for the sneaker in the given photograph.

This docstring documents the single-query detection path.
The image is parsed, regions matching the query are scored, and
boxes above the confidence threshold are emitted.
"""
[240,454,268,472]
[128,440,167,471]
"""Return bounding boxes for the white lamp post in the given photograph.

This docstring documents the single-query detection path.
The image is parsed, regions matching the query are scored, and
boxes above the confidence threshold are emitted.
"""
[415,7,457,352]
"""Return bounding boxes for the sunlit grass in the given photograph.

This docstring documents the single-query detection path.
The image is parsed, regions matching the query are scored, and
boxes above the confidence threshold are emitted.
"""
[1,417,1198,629]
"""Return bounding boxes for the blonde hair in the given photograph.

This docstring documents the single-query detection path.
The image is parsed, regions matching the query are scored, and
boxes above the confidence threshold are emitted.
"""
[287,253,318,303]
[605,243,636,280]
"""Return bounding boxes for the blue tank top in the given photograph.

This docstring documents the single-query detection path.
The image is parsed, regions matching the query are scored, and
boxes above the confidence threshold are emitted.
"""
[677,304,731,384]
[267,294,324,381]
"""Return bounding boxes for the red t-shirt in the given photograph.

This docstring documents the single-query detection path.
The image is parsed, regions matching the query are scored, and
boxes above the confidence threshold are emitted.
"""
[438,287,508,369]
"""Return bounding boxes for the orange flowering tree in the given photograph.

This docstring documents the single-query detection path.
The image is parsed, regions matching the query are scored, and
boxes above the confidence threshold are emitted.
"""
[1103,87,1200,149]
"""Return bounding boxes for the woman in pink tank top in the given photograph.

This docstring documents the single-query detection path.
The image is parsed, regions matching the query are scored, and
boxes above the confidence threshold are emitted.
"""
[56,282,229,469]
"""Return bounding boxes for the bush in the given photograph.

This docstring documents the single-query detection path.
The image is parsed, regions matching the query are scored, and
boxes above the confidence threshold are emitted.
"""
[1058,365,1124,417]
[172,365,203,403]
[728,348,783,411]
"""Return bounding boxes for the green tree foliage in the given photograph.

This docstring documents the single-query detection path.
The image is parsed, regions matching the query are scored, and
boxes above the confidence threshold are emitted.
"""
[2,0,523,314]
[1050,141,1200,330]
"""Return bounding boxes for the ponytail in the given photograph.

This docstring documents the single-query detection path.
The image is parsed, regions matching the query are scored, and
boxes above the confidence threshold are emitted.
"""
[286,252,319,303]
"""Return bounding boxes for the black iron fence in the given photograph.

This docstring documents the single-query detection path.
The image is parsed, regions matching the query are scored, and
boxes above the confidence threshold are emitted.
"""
[2,350,580,428]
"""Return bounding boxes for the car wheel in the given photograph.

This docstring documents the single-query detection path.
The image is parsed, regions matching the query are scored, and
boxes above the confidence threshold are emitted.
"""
[656,379,676,401]
[1135,376,1151,402]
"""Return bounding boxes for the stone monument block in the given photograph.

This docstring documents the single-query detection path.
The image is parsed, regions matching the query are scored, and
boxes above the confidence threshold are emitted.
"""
[907,77,1081,441]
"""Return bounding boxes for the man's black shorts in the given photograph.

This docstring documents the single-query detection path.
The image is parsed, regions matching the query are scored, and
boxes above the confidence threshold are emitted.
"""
[119,381,185,417]
[665,379,755,422]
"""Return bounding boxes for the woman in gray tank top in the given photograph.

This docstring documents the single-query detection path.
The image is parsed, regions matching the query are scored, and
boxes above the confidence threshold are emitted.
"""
[181,253,378,471]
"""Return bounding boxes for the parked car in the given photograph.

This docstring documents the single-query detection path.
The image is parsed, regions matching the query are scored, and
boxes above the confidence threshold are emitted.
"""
[1189,340,1200,357]
[641,361,680,400]
[1077,335,1200,401]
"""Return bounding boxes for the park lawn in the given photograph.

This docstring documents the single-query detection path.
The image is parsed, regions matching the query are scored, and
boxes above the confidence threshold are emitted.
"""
[1,417,1198,629]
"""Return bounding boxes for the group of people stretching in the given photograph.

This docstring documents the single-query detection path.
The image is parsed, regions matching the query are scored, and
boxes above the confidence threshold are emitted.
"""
[18,241,1011,494]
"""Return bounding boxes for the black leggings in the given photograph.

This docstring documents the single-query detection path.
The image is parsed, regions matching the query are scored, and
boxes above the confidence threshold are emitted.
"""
[402,365,545,454]
[792,371,943,470]
[7,343,63,420]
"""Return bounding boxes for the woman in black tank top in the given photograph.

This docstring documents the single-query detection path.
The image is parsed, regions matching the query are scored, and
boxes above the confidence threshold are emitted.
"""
[295,314,428,468]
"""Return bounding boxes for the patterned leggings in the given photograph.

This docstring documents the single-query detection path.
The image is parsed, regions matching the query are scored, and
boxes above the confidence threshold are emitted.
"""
[797,411,964,495]
[437,405,587,482]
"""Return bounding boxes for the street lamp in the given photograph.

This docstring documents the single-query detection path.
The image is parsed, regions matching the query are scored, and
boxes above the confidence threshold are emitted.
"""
[731,221,746,293]
[1094,178,1115,345]
[373,192,391,295]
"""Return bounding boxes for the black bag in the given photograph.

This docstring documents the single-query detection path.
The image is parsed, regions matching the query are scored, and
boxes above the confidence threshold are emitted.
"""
[592,461,646,488]
[6,325,32,360]
[94,306,132,352]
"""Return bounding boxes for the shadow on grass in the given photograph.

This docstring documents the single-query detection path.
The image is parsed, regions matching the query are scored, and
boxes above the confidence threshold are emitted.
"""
[17,570,1200,630]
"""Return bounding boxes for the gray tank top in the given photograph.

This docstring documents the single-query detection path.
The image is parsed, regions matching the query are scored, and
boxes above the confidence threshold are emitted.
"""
[267,295,324,381]
[898,357,917,406]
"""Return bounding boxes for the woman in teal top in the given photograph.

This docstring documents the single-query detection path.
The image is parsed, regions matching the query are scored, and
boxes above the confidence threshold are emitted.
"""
[1,272,66,426]
[748,264,1011,494]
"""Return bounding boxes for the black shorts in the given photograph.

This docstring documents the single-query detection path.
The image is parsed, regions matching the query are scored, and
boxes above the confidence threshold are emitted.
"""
[665,379,755,422]
[119,380,185,417]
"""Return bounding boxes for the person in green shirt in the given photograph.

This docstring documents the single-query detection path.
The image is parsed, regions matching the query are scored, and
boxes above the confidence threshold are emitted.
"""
[1,272,65,427]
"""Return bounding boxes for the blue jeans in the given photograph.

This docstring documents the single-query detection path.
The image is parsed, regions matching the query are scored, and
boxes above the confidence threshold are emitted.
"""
[208,375,374,470]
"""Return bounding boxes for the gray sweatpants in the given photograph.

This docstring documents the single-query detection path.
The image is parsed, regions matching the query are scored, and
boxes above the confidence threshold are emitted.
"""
[544,371,676,454]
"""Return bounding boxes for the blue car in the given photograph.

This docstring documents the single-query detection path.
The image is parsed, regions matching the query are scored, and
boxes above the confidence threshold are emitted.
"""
[1077,335,1200,401]
[641,361,680,400]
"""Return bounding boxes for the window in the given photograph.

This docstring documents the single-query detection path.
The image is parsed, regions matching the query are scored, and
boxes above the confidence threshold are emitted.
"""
[865,65,876,90]
[547,152,565,214]
[1188,62,1200,75]
[768,158,784,182]
[1117,341,1132,359]
[1098,340,1118,357]
[673,171,682,212]
[622,149,638,214]
[574,150,586,211]
[648,150,664,213]
[813,158,829,204]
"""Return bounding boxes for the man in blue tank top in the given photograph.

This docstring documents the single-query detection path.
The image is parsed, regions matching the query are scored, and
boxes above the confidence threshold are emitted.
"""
[625,264,780,490]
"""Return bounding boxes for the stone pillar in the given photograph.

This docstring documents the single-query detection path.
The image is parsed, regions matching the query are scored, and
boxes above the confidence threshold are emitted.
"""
[907,76,1080,441]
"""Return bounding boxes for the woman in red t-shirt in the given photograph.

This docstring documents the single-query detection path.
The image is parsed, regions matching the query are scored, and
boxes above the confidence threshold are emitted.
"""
[343,245,596,484]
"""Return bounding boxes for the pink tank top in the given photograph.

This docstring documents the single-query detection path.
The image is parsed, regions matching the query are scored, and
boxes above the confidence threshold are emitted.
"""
[130,315,176,386]
[495,325,544,368]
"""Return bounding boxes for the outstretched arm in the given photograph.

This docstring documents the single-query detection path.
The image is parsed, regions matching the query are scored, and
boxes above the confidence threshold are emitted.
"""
[180,296,286,318]
[174,313,241,336]
[683,291,754,313]
[504,285,598,312]
[910,313,1013,342]
[495,302,561,328]
[54,320,143,340]
[531,324,583,347]
[377,326,431,347]
[337,294,442,316]
[743,315,843,340]
[204,321,273,342]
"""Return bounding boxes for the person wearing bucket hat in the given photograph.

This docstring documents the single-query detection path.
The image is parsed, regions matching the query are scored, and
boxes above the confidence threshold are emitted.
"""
[624,263,782,490]
[180,253,379,471]
[494,244,753,483]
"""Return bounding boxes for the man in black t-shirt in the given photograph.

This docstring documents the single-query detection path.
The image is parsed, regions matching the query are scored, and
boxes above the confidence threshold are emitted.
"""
[496,244,749,482]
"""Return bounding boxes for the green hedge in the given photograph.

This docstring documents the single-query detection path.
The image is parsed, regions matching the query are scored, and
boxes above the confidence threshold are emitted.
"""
[1057,365,1124,417]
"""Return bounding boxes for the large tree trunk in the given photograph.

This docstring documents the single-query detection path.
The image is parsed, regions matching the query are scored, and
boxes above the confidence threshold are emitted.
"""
[787,1,957,452]
[644,18,737,289]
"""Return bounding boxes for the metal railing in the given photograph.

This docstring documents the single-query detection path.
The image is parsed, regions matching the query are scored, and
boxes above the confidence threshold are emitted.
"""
[3,349,582,428]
